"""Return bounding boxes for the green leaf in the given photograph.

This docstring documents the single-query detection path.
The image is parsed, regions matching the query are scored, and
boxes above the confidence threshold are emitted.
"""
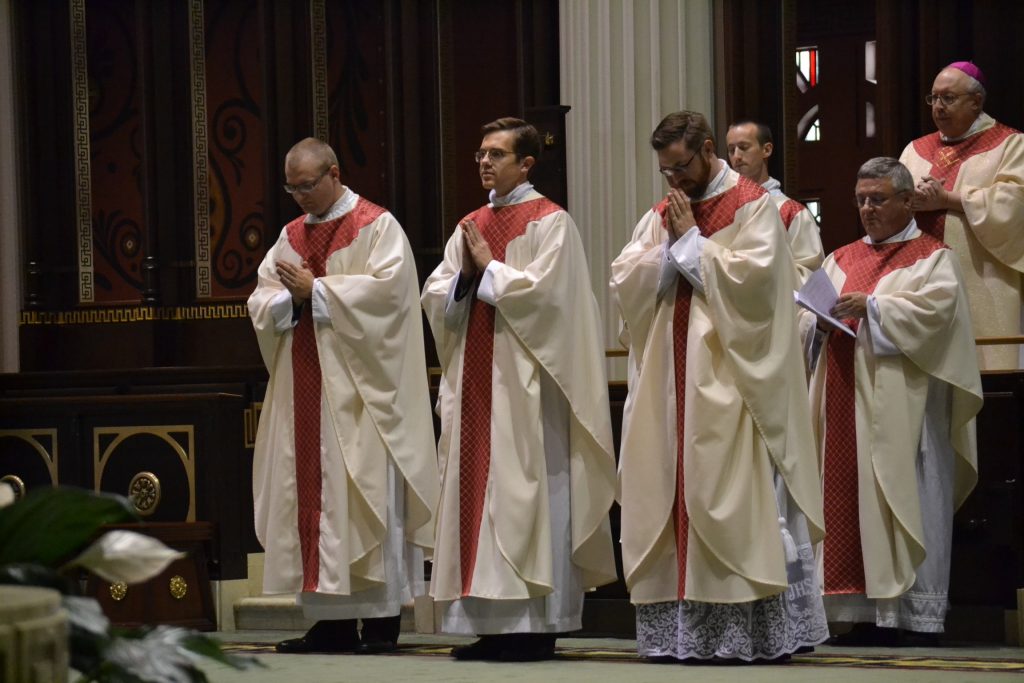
[0,487,137,567]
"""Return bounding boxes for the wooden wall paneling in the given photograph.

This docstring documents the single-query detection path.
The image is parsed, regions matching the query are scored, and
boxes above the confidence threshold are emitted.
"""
[259,0,312,243]
[202,0,267,300]
[713,0,784,178]
[84,0,147,305]
[15,0,78,312]
[388,0,444,288]
[325,0,390,207]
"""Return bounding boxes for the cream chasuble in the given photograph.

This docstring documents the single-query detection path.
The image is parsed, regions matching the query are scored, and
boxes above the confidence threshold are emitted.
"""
[764,178,825,285]
[422,189,617,609]
[612,171,825,605]
[248,194,439,603]
[810,229,982,601]
[900,113,1024,369]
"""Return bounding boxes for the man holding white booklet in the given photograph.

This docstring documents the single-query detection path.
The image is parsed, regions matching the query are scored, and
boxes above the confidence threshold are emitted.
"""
[805,157,983,645]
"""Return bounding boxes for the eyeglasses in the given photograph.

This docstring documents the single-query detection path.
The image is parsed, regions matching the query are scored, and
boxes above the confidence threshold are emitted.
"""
[474,148,513,163]
[854,192,904,209]
[283,168,330,194]
[658,148,701,177]
[925,92,969,107]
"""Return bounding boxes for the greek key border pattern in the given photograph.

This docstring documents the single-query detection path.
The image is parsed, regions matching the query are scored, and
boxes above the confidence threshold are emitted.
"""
[70,0,94,303]
[310,0,328,142]
[189,0,212,298]
[19,304,249,326]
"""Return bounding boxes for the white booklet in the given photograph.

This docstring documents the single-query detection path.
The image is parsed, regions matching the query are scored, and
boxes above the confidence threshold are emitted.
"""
[795,269,856,337]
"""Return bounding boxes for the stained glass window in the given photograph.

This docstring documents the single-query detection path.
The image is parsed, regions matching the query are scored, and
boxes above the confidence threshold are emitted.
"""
[797,104,820,142]
[804,199,822,224]
[796,47,819,93]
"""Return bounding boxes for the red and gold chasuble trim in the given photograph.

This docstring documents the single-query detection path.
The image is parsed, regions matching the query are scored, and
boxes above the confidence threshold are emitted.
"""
[657,176,766,598]
[911,123,1017,239]
[778,198,806,231]
[285,198,386,592]
[458,197,561,595]
[822,234,947,594]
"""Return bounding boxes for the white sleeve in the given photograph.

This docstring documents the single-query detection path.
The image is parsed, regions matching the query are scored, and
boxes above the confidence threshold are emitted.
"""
[476,260,503,305]
[665,225,707,295]
[271,289,298,332]
[311,279,331,325]
[867,295,901,356]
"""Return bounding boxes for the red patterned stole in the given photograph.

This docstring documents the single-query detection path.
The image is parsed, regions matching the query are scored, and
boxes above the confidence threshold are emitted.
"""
[822,233,947,594]
[779,198,806,231]
[656,176,766,598]
[284,197,386,592]
[911,123,1016,239]
[458,196,561,595]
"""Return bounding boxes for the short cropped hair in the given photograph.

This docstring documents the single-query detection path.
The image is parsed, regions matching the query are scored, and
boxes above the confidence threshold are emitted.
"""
[729,120,774,146]
[857,157,914,194]
[481,117,542,160]
[650,111,714,151]
[286,137,339,173]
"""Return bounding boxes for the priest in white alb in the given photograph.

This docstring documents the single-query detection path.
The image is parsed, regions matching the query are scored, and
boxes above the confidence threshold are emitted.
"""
[248,138,439,654]
[900,60,1024,370]
[810,157,983,645]
[612,111,828,663]
[422,117,617,662]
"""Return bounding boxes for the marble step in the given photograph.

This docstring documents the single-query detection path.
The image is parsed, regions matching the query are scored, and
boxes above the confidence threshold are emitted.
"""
[233,595,419,632]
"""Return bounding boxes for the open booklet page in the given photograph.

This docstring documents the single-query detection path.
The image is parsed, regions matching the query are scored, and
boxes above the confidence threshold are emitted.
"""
[795,268,856,337]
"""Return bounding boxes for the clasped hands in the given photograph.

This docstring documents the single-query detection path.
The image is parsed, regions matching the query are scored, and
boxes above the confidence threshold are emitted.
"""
[276,260,315,304]
[460,220,494,278]
[910,175,959,212]
[662,189,696,241]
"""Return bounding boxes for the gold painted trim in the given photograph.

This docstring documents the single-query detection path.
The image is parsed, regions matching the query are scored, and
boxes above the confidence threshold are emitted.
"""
[69,0,94,303]
[0,429,59,485]
[189,0,212,299]
[243,401,262,449]
[310,0,328,141]
[19,304,248,325]
[94,426,196,522]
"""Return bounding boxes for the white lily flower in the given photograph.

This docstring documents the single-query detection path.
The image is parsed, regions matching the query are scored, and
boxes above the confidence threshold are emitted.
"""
[105,626,198,683]
[63,595,111,637]
[69,530,186,584]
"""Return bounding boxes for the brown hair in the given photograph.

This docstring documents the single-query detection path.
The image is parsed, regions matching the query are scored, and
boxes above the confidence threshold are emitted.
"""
[481,117,542,160]
[650,111,713,151]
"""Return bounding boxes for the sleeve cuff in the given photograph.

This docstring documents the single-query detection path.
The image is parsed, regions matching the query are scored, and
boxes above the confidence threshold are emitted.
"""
[867,296,901,356]
[271,289,299,332]
[667,225,706,295]
[477,261,501,306]
[311,279,331,325]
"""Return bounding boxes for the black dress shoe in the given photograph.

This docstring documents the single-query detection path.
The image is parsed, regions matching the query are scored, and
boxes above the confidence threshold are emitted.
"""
[497,633,557,662]
[275,619,361,654]
[354,639,398,655]
[898,630,941,648]
[827,623,899,647]
[451,635,504,661]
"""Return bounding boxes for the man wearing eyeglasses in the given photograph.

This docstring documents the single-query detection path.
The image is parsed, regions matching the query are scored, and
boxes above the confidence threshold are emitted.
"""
[726,120,824,284]
[899,61,1024,370]
[611,110,827,662]
[808,157,982,646]
[247,137,439,655]
[421,117,617,662]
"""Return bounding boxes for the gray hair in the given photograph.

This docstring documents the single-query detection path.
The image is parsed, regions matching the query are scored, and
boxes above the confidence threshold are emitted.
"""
[857,157,914,194]
[963,74,987,102]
